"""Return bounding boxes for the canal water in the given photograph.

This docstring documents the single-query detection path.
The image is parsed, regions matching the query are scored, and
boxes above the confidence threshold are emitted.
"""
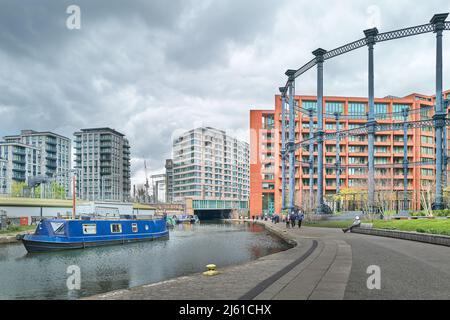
[0,221,289,299]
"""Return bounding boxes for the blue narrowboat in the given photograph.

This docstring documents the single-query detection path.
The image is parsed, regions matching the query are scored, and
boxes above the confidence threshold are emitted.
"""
[20,218,169,253]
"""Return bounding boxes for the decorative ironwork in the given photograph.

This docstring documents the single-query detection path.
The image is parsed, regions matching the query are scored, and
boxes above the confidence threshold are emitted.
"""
[296,160,435,169]
[295,105,432,120]
[323,38,367,60]
[282,14,450,213]
[375,23,435,42]
[324,125,368,141]
[294,118,450,149]
[294,137,316,149]
[294,58,317,78]
[288,22,447,82]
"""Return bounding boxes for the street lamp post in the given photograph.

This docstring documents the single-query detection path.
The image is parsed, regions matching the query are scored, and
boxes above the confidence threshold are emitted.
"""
[431,13,448,210]
[286,69,296,213]
[312,48,327,214]
[364,27,379,214]
[402,107,409,214]
[280,87,287,210]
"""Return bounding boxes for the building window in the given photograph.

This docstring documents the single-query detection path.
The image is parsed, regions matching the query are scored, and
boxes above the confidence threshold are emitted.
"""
[302,101,317,110]
[374,103,388,119]
[262,193,274,215]
[421,136,433,144]
[393,104,410,120]
[325,102,343,114]
[421,168,433,176]
[348,102,366,116]
[421,147,434,155]
[262,114,275,130]
[110,223,122,233]
[374,157,389,164]
[375,146,389,153]
[262,183,274,190]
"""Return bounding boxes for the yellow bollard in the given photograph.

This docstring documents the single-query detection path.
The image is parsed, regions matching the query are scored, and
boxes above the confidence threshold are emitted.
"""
[203,264,220,276]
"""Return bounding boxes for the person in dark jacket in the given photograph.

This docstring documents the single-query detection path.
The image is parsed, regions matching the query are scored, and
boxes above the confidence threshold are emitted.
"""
[290,210,296,228]
[297,209,304,228]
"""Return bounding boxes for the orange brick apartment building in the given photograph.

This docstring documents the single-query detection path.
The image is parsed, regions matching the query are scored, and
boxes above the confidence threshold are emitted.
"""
[250,90,450,217]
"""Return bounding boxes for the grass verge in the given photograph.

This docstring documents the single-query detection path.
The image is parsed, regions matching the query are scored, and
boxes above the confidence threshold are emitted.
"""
[0,225,36,236]
[304,219,450,236]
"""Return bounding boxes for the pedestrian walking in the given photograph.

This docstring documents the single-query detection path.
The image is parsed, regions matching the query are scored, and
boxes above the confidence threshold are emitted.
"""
[290,211,296,228]
[298,210,304,229]
[285,214,290,228]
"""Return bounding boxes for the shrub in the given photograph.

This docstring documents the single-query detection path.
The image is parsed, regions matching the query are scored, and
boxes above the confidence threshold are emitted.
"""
[434,209,450,217]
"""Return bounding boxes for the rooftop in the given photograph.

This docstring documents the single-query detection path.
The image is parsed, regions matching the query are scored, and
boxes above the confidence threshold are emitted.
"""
[74,127,126,137]
[3,129,71,141]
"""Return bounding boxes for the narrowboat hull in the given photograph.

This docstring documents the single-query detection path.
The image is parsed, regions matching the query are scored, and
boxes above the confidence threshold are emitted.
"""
[21,218,169,253]
[22,233,169,253]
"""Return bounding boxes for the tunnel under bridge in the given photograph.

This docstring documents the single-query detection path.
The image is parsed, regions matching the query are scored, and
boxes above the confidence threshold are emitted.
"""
[189,199,248,220]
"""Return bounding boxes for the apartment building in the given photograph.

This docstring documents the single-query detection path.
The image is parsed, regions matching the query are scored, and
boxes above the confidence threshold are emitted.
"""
[250,90,450,216]
[165,159,174,203]
[0,142,40,194]
[74,128,131,202]
[172,127,250,203]
[3,130,71,195]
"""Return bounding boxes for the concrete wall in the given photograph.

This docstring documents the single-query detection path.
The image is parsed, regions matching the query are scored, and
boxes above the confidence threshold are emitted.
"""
[353,227,450,247]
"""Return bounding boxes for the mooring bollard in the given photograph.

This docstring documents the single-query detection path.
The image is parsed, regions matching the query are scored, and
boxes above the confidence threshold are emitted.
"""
[203,264,219,276]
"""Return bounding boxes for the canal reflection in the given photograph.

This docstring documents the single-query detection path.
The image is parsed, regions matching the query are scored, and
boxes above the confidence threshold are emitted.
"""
[0,221,289,300]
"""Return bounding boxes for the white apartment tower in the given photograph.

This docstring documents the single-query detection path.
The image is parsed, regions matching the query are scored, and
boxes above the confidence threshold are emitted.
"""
[3,130,71,195]
[74,128,131,202]
[172,127,250,202]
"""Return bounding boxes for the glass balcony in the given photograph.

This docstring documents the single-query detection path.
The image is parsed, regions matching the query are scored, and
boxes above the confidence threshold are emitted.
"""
[13,149,26,156]
[46,139,57,146]
[12,158,26,164]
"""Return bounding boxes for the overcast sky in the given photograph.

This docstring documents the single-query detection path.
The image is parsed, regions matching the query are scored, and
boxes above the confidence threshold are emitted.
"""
[1,0,449,188]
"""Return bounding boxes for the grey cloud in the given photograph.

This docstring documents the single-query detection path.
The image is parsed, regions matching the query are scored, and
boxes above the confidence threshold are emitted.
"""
[0,0,450,189]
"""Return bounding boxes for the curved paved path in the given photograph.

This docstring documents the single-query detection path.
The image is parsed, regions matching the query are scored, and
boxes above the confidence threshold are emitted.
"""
[86,221,450,300]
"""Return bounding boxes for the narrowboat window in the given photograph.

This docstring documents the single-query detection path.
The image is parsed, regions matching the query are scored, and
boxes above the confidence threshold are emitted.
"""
[111,223,122,233]
[83,224,97,235]
[54,224,65,235]
[132,223,138,233]
[50,222,65,235]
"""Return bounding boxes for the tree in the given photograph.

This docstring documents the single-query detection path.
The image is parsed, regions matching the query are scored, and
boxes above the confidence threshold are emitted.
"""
[11,181,26,197]
[34,185,41,198]
[51,182,66,199]
[420,181,434,217]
